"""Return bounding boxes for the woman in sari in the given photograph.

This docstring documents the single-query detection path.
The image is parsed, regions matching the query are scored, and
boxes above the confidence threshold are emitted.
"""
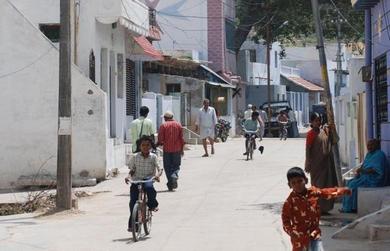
[305,113,338,214]
[341,139,389,213]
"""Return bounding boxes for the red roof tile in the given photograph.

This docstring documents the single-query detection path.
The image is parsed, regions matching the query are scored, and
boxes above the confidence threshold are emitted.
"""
[283,75,324,92]
[133,36,163,60]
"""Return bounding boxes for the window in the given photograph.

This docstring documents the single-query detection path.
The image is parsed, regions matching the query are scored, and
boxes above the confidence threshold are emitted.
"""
[39,24,60,42]
[117,54,124,98]
[89,50,96,83]
[274,51,278,68]
[249,50,256,62]
[225,19,236,51]
[166,84,181,96]
[374,54,388,138]
[126,59,136,117]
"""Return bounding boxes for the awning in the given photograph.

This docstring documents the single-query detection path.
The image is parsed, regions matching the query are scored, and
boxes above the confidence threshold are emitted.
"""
[96,16,148,37]
[206,81,235,89]
[130,36,163,61]
[281,74,324,92]
[351,0,379,9]
[200,64,235,89]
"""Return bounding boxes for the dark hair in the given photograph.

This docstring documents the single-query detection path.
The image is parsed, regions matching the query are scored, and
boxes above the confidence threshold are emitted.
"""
[287,167,307,182]
[140,106,149,117]
[252,111,259,117]
[310,112,320,122]
[138,135,153,146]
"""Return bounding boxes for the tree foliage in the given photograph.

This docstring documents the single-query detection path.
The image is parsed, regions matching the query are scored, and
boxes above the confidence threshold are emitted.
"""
[234,0,364,52]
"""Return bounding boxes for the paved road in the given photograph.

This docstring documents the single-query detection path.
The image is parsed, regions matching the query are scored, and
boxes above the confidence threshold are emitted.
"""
[1,138,384,251]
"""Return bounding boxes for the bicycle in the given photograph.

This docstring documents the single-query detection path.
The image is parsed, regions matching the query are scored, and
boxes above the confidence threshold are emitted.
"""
[128,178,155,242]
[244,129,258,161]
[279,121,288,141]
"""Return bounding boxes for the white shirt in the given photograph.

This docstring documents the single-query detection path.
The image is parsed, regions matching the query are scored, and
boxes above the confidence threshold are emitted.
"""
[196,106,217,128]
[244,109,252,120]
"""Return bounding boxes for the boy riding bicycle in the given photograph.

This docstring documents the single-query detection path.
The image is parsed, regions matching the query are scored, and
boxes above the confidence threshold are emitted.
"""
[243,112,260,155]
[125,135,163,232]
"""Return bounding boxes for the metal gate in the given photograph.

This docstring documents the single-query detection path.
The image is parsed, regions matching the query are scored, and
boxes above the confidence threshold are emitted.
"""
[126,59,137,118]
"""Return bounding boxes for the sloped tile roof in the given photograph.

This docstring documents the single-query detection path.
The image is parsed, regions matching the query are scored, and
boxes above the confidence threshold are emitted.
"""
[282,74,324,92]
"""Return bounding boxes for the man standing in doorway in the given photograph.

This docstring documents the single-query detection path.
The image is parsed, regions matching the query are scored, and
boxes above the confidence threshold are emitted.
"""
[157,111,185,191]
[130,106,155,153]
[195,99,218,157]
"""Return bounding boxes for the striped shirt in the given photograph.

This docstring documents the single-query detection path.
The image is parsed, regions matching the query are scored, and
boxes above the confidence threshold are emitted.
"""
[158,119,184,153]
[128,152,161,181]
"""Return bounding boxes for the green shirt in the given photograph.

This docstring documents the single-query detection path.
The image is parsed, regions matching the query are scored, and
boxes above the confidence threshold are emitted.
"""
[243,119,259,132]
[130,116,155,152]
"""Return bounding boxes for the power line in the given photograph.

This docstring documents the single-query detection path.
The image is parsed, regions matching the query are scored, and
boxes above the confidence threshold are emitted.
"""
[0,47,53,80]
[329,0,390,49]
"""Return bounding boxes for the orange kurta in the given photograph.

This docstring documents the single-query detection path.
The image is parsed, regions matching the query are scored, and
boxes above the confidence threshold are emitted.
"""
[282,187,349,251]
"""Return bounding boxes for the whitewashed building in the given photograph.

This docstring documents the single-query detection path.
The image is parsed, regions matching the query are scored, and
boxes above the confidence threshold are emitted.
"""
[335,57,367,168]
[0,0,162,190]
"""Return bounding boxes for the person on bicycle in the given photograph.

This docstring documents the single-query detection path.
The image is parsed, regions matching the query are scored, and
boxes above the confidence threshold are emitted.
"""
[277,111,289,139]
[243,111,260,155]
[125,135,163,232]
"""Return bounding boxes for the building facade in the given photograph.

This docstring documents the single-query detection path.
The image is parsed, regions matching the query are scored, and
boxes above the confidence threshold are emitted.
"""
[353,0,390,163]
[0,0,160,189]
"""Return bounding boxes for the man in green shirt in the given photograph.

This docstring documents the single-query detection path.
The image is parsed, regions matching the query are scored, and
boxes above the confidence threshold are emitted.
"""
[130,106,155,153]
[243,111,260,155]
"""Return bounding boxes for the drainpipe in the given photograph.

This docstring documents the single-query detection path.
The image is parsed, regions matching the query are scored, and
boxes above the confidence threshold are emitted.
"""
[365,9,374,139]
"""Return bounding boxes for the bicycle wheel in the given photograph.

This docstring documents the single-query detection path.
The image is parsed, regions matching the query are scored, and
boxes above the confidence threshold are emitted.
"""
[249,139,254,160]
[143,205,152,235]
[131,203,142,241]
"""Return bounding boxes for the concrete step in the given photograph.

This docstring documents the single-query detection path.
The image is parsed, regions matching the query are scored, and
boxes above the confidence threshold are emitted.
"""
[381,196,390,209]
[369,224,390,241]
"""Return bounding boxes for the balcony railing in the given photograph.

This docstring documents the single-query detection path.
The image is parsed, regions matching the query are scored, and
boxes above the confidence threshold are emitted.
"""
[281,65,301,77]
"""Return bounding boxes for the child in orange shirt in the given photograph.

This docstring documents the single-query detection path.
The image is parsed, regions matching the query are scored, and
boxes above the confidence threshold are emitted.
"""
[282,167,351,251]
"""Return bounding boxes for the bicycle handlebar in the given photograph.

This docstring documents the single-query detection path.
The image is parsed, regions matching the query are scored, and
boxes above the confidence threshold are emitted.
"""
[130,178,155,184]
[243,129,258,134]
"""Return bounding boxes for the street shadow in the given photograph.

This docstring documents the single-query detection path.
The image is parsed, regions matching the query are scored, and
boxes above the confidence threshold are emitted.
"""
[112,235,151,245]
[244,202,284,215]
[157,190,175,194]
[115,193,130,197]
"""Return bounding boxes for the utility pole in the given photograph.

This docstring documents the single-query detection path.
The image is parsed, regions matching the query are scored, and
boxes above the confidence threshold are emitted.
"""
[310,0,342,186]
[266,22,273,137]
[335,14,343,97]
[57,0,72,210]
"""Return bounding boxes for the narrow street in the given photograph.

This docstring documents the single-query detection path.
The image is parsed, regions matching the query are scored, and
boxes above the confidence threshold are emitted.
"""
[0,138,384,251]
[0,138,300,251]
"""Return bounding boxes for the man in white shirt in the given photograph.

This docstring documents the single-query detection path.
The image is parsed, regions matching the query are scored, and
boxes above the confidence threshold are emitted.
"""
[244,104,253,120]
[195,99,218,157]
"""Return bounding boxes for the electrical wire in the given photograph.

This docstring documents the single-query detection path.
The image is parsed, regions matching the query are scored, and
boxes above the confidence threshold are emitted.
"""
[381,0,390,41]
[0,47,53,80]
[329,0,390,49]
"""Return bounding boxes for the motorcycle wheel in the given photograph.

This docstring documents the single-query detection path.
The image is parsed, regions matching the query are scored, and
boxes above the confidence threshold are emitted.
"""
[221,136,227,142]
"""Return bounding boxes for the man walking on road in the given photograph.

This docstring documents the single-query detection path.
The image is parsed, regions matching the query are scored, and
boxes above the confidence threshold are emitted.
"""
[130,106,155,153]
[195,99,217,157]
[157,111,185,191]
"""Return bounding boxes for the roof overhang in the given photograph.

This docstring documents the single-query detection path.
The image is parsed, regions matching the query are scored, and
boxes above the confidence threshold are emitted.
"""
[96,16,148,36]
[206,81,235,89]
[351,0,380,10]
[127,36,163,61]
[200,64,236,88]
[281,74,324,92]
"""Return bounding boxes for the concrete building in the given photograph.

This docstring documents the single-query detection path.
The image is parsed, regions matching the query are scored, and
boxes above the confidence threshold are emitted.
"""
[145,0,240,135]
[334,57,367,167]
[280,66,324,127]
[353,0,390,163]
[0,0,161,190]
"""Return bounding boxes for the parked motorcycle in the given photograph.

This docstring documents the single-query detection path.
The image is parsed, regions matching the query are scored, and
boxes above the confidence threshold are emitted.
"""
[215,119,231,142]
